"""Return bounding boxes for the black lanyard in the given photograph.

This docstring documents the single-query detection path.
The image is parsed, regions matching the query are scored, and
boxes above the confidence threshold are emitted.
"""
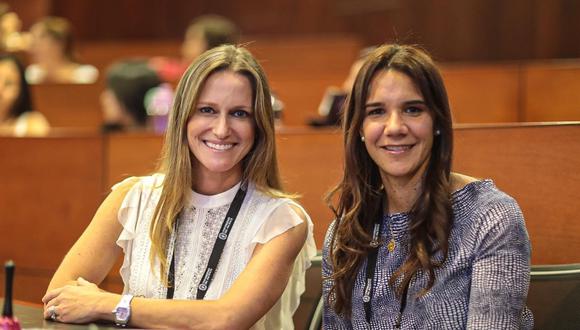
[166,181,248,300]
[363,213,410,327]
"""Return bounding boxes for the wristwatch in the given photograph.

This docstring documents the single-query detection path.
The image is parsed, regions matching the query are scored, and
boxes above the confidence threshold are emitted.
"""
[112,294,134,327]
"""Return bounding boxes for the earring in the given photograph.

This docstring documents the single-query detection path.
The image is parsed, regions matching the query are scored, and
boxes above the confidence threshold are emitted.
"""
[435,129,441,136]
[360,135,365,142]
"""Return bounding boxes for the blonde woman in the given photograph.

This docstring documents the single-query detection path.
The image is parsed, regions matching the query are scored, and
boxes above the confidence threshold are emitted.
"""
[43,45,316,329]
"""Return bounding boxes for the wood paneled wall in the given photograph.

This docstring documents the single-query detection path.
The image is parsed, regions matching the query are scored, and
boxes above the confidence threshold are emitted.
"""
[6,0,580,61]
[31,54,580,129]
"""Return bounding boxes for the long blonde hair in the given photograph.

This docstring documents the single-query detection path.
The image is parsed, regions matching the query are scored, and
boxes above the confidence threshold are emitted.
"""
[150,45,289,282]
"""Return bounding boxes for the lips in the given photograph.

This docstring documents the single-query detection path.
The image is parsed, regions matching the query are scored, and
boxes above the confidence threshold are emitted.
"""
[382,144,414,153]
[204,141,235,151]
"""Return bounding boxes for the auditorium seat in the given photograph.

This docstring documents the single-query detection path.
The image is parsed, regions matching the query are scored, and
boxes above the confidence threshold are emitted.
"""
[293,252,322,330]
[527,263,580,329]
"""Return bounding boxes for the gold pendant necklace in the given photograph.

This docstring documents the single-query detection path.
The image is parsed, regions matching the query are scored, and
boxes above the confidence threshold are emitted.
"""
[387,239,396,252]
[387,218,396,252]
[370,214,396,252]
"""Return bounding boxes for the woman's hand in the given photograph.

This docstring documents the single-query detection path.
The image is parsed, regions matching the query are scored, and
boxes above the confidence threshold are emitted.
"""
[42,277,116,324]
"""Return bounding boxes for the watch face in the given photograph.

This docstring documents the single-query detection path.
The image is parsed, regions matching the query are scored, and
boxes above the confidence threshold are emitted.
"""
[116,307,130,321]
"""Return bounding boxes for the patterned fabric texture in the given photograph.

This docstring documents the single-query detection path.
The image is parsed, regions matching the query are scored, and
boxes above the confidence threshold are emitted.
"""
[322,180,533,329]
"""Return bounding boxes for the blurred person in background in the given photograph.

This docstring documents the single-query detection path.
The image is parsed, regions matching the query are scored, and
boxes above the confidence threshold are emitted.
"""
[309,47,376,127]
[150,14,240,82]
[100,59,171,133]
[0,53,49,136]
[0,3,30,53]
[26,16,98,84]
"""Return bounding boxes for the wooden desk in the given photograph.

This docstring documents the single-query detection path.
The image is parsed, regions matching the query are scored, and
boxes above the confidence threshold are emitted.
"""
[31,84,104,128]
[0,299,118,329]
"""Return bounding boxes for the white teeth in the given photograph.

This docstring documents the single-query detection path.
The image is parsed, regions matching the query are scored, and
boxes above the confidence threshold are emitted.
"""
[385,145,411,151]
[205,141,234,150]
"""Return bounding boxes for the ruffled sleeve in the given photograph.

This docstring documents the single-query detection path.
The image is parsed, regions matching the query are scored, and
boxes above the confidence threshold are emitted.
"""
[113,174,164,293]
[113,176,144,250]
[251,200,318,329]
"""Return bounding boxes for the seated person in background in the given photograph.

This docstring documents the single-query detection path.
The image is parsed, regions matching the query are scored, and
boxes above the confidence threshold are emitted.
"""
[308,47,375,127]
[150,14,240,82]
[42,45,316,329]
[26,16,98,84]
[0,3,30,53]
[0,54,49,136]
[100,60,169,133]
[322,44,533,328]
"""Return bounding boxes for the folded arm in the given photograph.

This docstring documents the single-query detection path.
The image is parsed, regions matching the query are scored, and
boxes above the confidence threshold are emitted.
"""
[44,191,308,329]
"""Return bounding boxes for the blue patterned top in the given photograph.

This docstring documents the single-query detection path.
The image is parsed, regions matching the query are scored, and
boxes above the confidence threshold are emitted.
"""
[322,180,533,329]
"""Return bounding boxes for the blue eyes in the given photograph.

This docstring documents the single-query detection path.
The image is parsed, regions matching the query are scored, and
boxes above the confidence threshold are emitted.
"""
[232,110,250,118]
[199,107,215,114]
[197,107,251,118]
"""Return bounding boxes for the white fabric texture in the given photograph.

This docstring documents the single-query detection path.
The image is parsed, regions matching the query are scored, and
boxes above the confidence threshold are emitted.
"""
[114,174,317,329]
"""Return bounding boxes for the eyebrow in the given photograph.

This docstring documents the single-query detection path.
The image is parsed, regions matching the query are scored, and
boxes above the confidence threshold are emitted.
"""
[196,101,253,111]
[364,99,427,108]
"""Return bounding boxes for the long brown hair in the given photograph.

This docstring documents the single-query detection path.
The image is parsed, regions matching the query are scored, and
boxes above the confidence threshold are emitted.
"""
[149,45,289,283]
[326,44,454,316]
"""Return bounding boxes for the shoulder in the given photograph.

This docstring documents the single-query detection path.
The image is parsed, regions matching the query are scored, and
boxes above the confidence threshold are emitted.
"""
[450,172,479,192]
[72,64,99,84]
[13,111,50,136]
[322,219,338,253]
[249,189,314,250]
[259,197,311,233]
[25,64,44,84]
[112,174,165,200]
[453,179,526,238]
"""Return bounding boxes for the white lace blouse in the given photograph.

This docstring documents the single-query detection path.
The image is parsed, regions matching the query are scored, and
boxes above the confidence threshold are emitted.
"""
[113,174,317,329]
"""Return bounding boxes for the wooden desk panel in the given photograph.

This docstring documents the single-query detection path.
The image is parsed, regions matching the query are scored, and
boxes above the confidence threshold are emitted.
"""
[105,133,164,188]
[441,64,522,123]
[270,76,345,126]
[31,83,104,128]
[276,128,343,246]
[0,135,105,301]
[523,62,580,122]
[454,123,580,264]
[0,298,118,329]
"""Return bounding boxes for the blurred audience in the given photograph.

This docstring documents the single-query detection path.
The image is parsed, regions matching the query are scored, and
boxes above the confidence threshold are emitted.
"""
[308,46,375,127]
[150,14,240,82]
[0,3,30,53]
[0,54,49,136]
[26,16,98,84]
[100,59,171,133]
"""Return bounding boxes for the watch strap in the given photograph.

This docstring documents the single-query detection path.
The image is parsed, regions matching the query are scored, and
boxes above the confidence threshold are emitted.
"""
[112,294,134,326]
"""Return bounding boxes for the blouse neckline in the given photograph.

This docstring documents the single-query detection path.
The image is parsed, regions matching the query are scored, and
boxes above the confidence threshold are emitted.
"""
[189,181,242,208]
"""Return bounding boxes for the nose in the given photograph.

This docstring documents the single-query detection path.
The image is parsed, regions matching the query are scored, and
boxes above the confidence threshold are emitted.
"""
[384,112,407,136]
[212,114,231,139]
